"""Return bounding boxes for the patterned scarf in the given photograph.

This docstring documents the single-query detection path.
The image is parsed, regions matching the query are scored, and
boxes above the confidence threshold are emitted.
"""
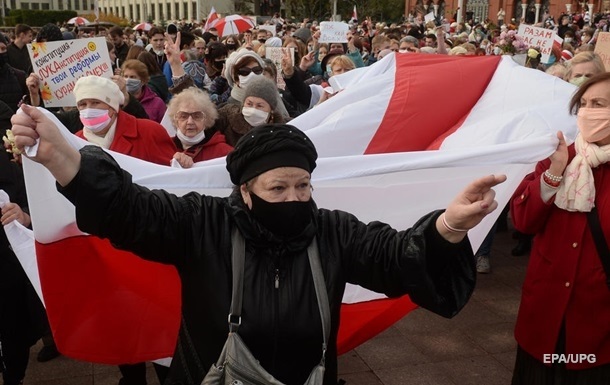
[555,134,610,212]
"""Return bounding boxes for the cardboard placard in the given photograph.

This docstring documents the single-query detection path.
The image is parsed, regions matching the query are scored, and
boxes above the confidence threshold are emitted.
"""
[424,12,435,23]
[594,32,610,71]
[28,37,112,108]
[266,47,294,91]
[517,24,555,63]
[319,21,349,43]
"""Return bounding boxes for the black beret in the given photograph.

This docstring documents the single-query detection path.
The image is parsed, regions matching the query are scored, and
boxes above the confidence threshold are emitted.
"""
[226,124,317,185]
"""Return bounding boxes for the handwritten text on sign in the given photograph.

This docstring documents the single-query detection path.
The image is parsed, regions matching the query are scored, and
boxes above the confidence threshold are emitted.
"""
[319,22,349,43]
[517,25,556,63]
[594,32,610,71]
[27,37,112,108]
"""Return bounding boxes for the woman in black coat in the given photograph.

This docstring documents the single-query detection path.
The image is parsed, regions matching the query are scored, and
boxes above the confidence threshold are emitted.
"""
[11,110,506,385]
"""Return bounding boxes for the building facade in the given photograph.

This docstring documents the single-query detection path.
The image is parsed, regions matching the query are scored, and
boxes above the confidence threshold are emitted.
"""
[403,0,610,25]
[96,0,234,23]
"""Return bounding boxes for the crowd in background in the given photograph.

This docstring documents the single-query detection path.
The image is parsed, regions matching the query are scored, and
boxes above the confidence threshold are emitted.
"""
[1,5,610,385]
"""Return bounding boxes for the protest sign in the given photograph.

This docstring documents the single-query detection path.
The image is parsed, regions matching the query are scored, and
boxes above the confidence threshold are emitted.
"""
[424,12,435,23]
[517,24,555,63]
[594,32,610,71]
[319,21,349,43]
[28,37,112,108]
[266,47,294,90]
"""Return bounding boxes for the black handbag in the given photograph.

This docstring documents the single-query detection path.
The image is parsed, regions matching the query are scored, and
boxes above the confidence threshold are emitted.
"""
[586,207,610,290]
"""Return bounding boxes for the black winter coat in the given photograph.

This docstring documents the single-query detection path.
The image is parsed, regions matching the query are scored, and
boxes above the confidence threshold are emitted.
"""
[60,146,476,385]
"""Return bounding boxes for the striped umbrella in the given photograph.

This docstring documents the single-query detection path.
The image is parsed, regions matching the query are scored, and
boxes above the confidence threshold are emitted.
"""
[67,16,89,26]
[214,15,255,37]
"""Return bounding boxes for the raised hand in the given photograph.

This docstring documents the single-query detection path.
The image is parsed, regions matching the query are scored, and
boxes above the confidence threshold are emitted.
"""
[438,174,507,243]
[11,104,81,186]
[548,131,569,177]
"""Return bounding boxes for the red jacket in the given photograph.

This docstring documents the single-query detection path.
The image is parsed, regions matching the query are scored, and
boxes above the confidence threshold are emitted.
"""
[76,111,176,166]
[511,145,610,369]
[173,130,233,163]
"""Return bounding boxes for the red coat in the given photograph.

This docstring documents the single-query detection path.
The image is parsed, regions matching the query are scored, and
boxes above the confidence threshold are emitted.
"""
[173,131,233,163]
[511,145,610,369]
[76,111,176,166]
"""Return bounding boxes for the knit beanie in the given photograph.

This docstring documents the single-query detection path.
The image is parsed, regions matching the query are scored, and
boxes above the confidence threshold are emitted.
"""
[74,76,124,112]
[292,28,311,44]
[226,124,317,185]
[223,48,265,88]
[265,36,282,47]
[243,77,278,110]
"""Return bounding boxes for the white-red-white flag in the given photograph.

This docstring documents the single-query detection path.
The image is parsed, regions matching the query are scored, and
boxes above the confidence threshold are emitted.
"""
[9,54,577,364]
[350,5,358,23]
[203,6,219,31]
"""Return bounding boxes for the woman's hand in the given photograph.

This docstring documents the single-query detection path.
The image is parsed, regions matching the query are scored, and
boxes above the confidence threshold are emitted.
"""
[11,104,81,186]
[437,174,507,243]
[26,73,41,107]
[281,48,294,77]
[165,32,185,77]
[299,51,315,71]
[173,152,194,169]
[1,203,30,227]
[111,74,130,105]
[548,131,569,177]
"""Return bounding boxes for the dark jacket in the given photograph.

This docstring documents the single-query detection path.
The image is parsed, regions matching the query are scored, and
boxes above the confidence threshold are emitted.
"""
[215,103,285,147]
[60,146,476,385]
[148,73,170,103]
[8,42,32,74]
[0,64,27,113]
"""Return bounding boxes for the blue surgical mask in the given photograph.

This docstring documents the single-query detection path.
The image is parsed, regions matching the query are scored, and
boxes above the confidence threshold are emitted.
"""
[326,64,332,77]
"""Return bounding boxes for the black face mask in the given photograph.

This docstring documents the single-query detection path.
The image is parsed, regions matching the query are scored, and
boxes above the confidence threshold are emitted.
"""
[213,59,225,70]
[258,38,267,44]
[248,192,312,238]
[0,52,8,68]
[226,43,237,50]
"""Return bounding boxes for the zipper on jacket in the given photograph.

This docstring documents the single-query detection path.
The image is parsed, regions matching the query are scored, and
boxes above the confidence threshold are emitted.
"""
[274,269,280,289]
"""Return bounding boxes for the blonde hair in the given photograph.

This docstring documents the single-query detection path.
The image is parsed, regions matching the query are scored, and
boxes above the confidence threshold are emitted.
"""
[565,52,606,80]
[329,55,356,72]
[167,88,218,129]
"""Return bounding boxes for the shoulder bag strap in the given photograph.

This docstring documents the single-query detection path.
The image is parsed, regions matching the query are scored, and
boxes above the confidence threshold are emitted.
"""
[229,228,245,332]
[307,237,331,366]
[586,207,610,290]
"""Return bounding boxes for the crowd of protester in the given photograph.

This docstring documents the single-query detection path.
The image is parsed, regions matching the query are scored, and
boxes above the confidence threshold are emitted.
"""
[1,6,610,385]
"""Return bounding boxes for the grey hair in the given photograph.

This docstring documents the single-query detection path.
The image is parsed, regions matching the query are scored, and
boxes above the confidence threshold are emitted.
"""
[400,35,419,48]
[167,87,218,129]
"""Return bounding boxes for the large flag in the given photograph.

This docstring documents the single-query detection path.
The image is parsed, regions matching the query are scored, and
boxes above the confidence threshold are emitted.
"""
[350,5,358,24]
[10,54,577,364]
[203,7,219,31]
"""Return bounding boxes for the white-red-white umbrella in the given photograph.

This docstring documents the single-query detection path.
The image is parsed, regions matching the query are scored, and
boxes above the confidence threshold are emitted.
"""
[134,22,153,31]
[67,16,89,26]
[214,15,255,37]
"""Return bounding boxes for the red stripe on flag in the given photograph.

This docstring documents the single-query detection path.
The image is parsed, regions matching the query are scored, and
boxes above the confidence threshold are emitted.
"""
[37,236,180,364]
[336,55,501,355]
[365,54,501,154]
[337,296,418,355]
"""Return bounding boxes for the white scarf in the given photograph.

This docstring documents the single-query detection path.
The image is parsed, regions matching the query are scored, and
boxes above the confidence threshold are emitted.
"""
[83,120,117,150]
[555,134,610,212]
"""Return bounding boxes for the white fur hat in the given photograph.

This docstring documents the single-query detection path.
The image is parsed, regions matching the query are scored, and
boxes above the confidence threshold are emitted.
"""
[74,76,125,112]
[223,48,265,88]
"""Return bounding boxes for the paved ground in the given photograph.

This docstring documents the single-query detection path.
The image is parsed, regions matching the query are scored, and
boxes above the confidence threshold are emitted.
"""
[21,226,527,385]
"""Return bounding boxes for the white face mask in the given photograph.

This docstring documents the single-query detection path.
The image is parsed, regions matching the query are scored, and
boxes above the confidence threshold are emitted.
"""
[242,107,270,127]
[79,108,112,133]
[176,127,206,145]
[238,72,261,88]
[153,49,164,56]
[493,47,502,55]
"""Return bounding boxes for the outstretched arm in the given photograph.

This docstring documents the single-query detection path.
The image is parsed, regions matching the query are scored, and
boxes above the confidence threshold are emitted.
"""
[11,104,81,186]
[437,174,507,243]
